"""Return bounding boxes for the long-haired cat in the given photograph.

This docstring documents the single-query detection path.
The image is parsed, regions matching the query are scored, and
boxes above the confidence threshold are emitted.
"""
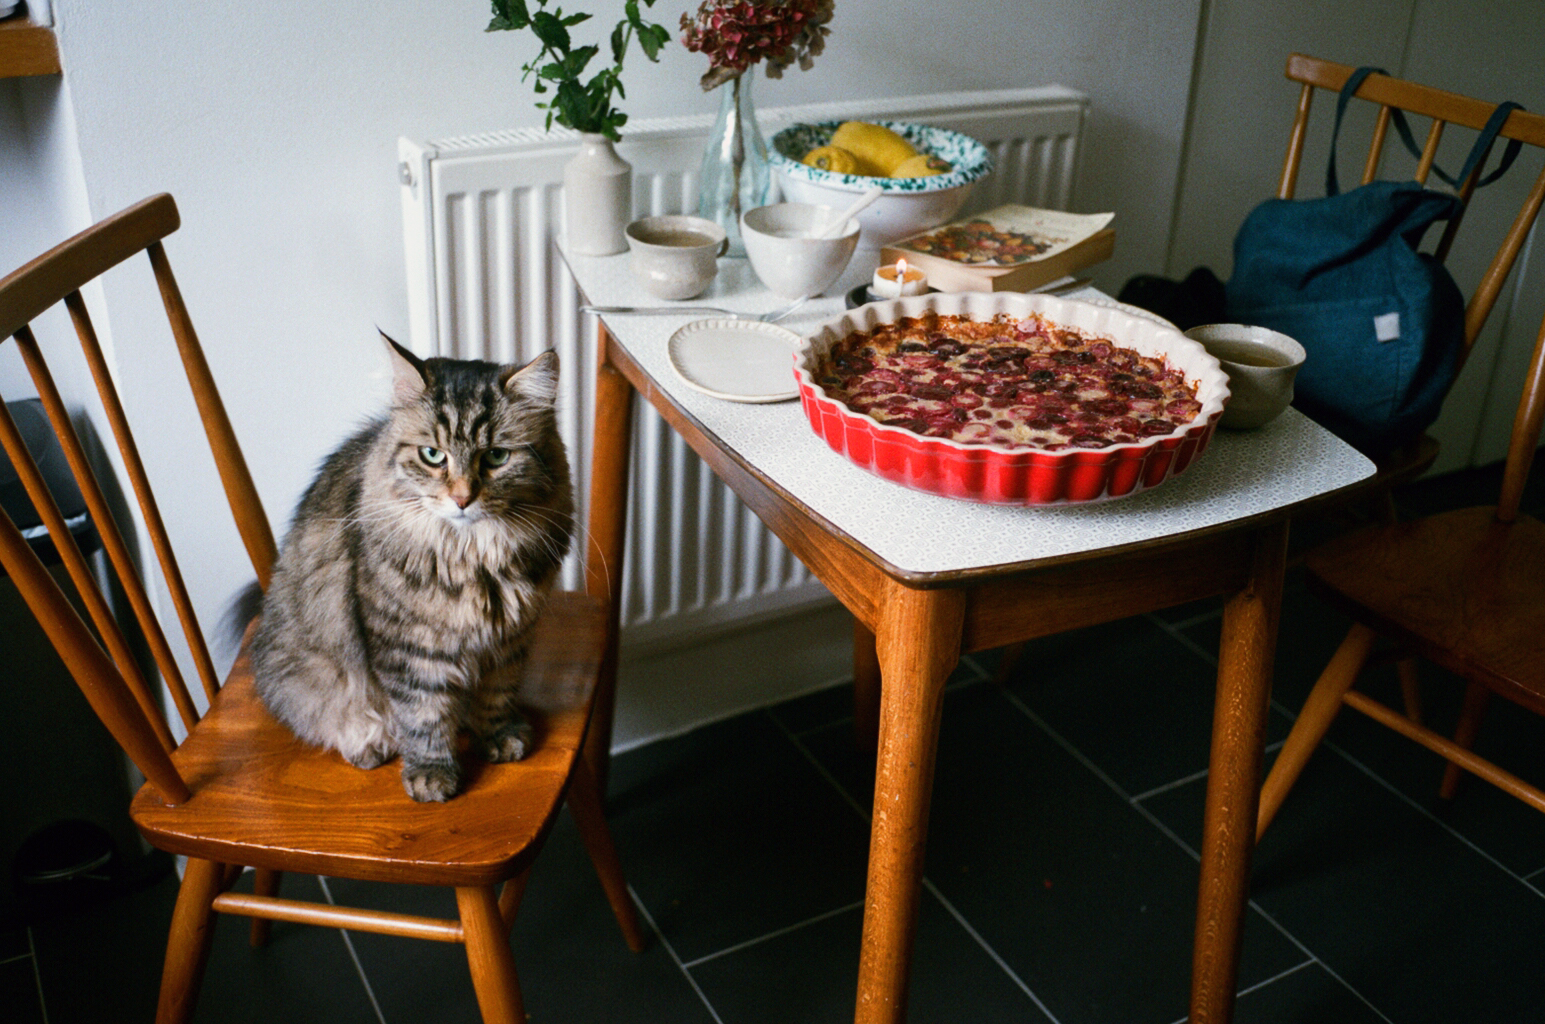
[250,334,574,802]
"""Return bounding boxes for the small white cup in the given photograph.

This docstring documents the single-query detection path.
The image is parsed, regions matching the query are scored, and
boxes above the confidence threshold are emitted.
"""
[1184,323,1307,430]
[625,215,729,300]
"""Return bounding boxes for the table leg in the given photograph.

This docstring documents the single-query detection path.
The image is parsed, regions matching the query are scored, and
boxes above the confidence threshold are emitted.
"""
[855,580,965,1024]
[853,617,881,753]
[1190,520,1288,1024]
[583,323,634,792]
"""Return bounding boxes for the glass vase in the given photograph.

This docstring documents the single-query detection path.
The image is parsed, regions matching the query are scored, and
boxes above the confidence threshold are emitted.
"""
[697,72,771,258]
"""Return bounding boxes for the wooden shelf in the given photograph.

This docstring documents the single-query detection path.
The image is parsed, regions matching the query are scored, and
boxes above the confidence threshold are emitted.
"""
[0,18,61,78]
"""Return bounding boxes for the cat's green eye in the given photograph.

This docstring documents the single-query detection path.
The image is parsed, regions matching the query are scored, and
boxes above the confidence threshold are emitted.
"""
[418,446,447,467]
[483,448,511,468]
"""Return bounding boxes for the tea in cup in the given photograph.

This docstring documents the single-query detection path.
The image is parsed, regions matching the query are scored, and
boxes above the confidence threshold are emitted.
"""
[625,215,729,300]
[1184,323,1307,429]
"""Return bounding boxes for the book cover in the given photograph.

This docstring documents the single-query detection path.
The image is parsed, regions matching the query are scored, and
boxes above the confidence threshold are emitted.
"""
[881,206,1116,293]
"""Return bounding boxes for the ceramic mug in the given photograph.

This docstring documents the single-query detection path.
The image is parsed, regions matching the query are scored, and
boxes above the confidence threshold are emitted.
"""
[625,215,730,300]
[1184,323,1307,430]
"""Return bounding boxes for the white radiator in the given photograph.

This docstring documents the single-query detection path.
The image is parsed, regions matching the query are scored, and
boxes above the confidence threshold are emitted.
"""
[398,86,1088,649]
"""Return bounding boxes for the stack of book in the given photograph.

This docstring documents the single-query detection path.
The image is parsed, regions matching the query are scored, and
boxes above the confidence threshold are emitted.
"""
[879,205,1115,293]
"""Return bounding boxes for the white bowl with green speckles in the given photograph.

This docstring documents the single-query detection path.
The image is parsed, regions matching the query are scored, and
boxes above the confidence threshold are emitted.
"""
[769,121,993,250]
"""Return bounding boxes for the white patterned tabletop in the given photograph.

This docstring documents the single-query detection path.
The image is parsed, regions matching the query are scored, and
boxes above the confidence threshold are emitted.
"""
[563,246,1376,578]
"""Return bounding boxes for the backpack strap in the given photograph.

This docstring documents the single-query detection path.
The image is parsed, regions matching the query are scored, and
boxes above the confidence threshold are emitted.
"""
[1327,67,1525,196]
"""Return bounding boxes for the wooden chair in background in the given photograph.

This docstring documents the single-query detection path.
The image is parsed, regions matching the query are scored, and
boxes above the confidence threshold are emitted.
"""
[1271,54,1545,500]
[1257,300,1545,835]
[0,194,644,1024]
[1256,58,1545,836]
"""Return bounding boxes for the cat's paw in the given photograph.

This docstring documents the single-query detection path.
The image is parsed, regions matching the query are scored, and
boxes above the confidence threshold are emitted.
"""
[480,719,534,763]
[401,761,461,802]
[343,744,391,771]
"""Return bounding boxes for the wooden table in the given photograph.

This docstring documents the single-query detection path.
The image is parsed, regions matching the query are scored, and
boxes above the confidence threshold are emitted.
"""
[563,248,1374,1024]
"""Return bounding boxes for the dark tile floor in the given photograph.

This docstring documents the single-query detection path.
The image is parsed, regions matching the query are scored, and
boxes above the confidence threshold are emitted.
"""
[7,459,1545,1023]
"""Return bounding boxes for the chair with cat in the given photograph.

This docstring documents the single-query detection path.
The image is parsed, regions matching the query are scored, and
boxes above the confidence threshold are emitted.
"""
[0,193,645,1023]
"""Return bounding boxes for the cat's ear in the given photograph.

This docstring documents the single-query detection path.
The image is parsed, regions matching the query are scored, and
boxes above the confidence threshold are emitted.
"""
[381,330,428,403]
[502,350,559,405]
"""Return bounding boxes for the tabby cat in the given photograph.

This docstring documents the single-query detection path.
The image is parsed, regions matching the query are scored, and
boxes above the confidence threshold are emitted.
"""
[250,334,574,802]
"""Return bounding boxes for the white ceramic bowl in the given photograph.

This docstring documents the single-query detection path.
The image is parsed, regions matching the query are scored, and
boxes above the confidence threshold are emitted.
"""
[740,203,862,299]
[1183,323,1307,430]
[768,121,993,250]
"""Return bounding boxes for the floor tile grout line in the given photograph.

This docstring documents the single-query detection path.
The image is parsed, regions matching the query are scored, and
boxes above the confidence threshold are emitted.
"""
[922,878,1063,1024]
[1236,902,1394,1024]
[1130,766,1213,804]
[1160,960,1321,1024]
[769,701,1059,1019]
[995,684,1135,803]
[1318,737,1545,900]
[994,684,1382,1018]
[1129,740,1285,806]
[627,884,727,1024]
[679,899,867,970]
[1144,611,1221,668]
[1110,757,1391,1022]
[769,709,872,822]
[1150,605,1226,634]
[1233,957,1316,998]
[27,926,50,1024]
[316,875,389,1024]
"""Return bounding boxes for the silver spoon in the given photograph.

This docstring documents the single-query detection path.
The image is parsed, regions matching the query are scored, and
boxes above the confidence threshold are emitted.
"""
[581,294,810,323]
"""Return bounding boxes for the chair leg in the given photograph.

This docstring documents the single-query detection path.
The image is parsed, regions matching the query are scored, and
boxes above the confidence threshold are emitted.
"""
[1257,622,1377,840]
[1396,656,1423,724]
[156,857,225,1024]
[1440,680,1492,800]
[496,868,530,933]
[457,885,525,1024]
[248,868,282,947]
[853,618,881,753]
[566,755,648,952]
[990,641,1027,687]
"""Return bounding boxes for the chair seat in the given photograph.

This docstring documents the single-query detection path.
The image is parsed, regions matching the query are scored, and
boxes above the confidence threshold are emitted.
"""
[131,591,603,887]
[1305,507,1545,712]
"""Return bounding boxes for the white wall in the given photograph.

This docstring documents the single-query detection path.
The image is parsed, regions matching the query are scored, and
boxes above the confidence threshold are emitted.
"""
[3,0,1539,745]
[1169,0,1545,473]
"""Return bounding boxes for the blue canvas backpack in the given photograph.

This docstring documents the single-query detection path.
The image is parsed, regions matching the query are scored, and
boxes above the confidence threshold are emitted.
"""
[1226,67,1522,456]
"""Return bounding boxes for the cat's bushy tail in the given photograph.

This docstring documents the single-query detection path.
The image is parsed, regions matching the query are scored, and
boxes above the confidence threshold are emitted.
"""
[218,579,266,657]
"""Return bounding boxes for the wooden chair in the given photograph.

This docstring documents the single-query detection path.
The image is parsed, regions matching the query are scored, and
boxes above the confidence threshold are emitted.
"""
[984,58,1545,698]
[1241,59,1545,839]
[0,193,645,1023]
[1257,295,1545,835]
[1270,55,1545,503]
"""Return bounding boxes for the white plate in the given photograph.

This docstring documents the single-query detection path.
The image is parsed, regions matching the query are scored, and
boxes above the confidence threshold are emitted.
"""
[668,319,804,403]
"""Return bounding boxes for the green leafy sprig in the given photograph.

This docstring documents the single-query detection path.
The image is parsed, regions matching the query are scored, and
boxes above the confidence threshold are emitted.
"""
[487,0,670,141]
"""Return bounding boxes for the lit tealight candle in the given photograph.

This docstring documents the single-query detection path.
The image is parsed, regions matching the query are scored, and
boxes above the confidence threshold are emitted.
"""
[871,258,928,299]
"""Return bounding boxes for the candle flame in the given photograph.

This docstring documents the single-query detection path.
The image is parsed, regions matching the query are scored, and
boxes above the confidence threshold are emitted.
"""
[894,258,909,281]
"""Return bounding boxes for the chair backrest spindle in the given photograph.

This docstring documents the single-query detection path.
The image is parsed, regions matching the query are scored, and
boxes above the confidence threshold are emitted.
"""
[1276,55,1545,369]
[1360,105,1394,186]
[147,242,277,588]
[0,382,178,750]
[0,504,191,803]
[58,283,224,708]
[1496,312,1545,524]
[0,193,273,802]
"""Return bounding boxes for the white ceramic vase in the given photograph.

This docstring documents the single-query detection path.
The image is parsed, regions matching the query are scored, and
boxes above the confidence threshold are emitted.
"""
[564,133,632,256]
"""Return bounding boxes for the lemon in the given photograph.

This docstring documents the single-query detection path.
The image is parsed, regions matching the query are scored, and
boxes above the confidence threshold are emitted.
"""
[890,153,953,178]
[829,121,918,176]
[802,145,861,174]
